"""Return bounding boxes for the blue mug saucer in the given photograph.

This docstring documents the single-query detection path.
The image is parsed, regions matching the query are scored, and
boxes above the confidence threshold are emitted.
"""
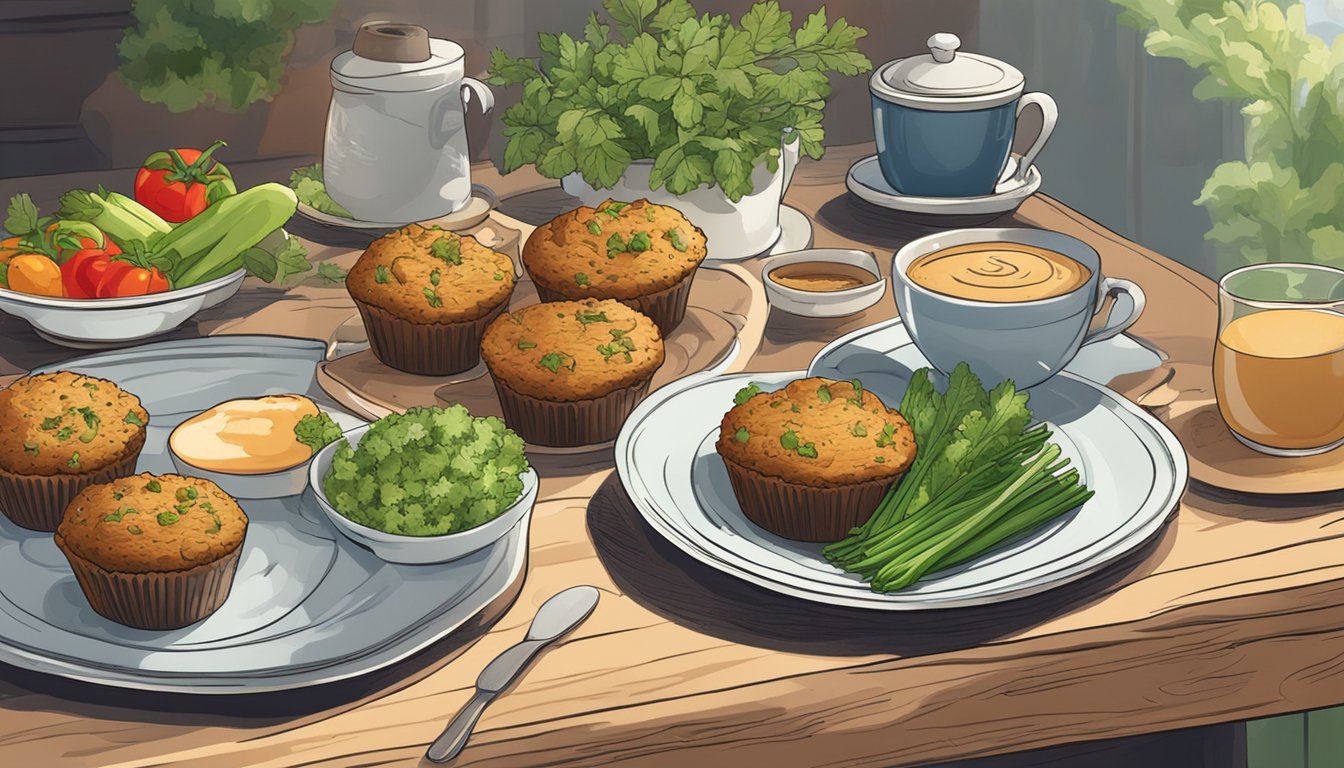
[845,153,1041,216]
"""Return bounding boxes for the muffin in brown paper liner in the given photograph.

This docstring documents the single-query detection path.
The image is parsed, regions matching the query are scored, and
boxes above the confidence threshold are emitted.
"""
[490,375,652,447]
[533,272,696,334]
[56,544,242,630]
[354,297,507,376]
[721,459,901,543]
[0,445,143,532]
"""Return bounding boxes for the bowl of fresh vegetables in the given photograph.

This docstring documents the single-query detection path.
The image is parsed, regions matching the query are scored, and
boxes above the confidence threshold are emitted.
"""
[0,141,309,347]
[310,405,537,565]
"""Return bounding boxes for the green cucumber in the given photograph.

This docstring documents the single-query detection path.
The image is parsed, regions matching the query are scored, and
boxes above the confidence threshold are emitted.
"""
[160,183,298,286]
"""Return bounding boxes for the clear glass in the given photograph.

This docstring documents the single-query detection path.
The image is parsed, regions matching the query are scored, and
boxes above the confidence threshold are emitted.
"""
[1214,262,1344,456]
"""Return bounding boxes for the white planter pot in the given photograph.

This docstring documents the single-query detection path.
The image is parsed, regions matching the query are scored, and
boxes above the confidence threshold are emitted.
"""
[562,131,799,259]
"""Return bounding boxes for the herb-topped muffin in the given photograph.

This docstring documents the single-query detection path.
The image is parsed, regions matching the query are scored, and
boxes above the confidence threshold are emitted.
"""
[716,377,916,542]
[0,372,148,531]
[347,224,517,375]
[522,199,706,333]
[481,299,665,446]
[55,473,248,629]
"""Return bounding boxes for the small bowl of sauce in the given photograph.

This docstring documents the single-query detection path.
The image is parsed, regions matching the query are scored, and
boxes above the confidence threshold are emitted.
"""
[761,249,887,318]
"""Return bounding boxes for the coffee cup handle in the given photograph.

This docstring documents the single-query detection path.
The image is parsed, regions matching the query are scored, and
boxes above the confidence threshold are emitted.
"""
[1013,93,1058,182]
[1082,277,1146,345]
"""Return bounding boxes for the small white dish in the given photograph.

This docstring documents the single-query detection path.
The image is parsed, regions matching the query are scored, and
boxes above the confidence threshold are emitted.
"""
[760,248,886,318]
[295,184,498,232]
[846,153,1041,216]
[309,424,538,565]
[165,402,359,500]
[0,268,246,348]
[169,451,314,501]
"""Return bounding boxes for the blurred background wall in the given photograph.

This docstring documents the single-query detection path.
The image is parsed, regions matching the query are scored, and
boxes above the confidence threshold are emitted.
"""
[0,0,1238,277]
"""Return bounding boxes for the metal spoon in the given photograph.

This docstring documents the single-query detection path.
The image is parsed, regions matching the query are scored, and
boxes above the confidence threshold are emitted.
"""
[425,586,601,764]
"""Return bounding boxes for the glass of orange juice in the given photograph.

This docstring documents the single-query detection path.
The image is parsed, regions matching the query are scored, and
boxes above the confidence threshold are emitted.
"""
[1214,262,1344,456]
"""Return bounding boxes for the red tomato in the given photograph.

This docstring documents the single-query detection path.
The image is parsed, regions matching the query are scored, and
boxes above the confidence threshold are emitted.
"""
[58,240,121,299]
[95,262,169,298]
[134,140,236,223]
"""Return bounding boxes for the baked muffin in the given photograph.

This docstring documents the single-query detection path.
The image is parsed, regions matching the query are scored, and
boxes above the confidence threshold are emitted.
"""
[522,199,707,333]
[0,372,148,531]
[716,378,917,542]
[347,224,517,375]
[480,299,664,446]
[55,473,248,630]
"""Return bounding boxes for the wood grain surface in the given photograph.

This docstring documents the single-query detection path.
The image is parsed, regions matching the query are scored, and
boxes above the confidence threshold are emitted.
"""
[1,150,1343,768]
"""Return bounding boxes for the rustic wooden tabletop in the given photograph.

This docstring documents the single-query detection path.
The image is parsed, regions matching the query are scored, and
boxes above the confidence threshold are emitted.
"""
[1,147,1341,768]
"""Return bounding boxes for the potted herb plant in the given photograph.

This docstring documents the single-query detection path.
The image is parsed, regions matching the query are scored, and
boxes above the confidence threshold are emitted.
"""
[488,0,870,257]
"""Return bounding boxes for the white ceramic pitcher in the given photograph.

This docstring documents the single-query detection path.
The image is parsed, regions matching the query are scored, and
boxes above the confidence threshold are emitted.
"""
[324,22,494,224]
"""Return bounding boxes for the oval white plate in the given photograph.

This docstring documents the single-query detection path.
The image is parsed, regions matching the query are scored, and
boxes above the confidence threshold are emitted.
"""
[0,336,529,692]
[615,331,1186,610]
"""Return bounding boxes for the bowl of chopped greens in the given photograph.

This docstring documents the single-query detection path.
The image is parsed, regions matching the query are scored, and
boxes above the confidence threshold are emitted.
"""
[311,405,535,565]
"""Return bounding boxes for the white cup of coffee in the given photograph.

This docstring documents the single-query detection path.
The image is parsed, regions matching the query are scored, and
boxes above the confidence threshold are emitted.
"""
[891,228,1145,389]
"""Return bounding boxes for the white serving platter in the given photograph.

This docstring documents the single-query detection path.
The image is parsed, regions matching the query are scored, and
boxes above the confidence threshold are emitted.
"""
[615,323,1186,610]
[0,335,528,692]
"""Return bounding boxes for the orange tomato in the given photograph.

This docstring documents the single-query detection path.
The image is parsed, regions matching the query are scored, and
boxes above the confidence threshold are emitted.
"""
[6,253,63,297]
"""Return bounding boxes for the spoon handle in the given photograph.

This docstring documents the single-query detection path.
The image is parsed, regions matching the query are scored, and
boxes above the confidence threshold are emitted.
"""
[426,691,492,764]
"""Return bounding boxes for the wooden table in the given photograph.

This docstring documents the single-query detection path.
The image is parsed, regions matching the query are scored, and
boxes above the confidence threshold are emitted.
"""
[1,146,1340,768]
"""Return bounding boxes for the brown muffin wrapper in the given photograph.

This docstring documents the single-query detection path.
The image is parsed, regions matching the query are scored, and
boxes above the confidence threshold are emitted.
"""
[722,459,900,543]
[0,442,144,533]
[490,374,652,447]
[533,271,696,334]
[354,297,508,376]
[56,542,243,631]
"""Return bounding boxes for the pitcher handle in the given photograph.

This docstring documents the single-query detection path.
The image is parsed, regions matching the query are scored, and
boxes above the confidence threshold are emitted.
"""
[1082,277,1146,345]
[461,77,495,115]
[778,127,800,200]
[1013,92,1057,182]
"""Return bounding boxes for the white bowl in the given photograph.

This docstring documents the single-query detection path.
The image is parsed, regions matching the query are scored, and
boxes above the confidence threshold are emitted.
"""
[760,248,887,318]
[309,424,538,565]
[0,268,246,348]
[168,450,315,500]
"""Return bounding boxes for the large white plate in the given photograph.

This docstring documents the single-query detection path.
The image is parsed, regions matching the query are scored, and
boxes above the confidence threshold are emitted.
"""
[0,336,528,692]
[615,325,1186,610]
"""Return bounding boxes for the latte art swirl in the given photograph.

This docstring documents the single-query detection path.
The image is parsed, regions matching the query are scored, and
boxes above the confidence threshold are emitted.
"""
[907,243,1092,303]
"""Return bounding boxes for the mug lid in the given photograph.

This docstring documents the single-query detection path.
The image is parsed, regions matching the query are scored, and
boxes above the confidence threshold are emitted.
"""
[872,33,1025,111]
[331,22,464,91]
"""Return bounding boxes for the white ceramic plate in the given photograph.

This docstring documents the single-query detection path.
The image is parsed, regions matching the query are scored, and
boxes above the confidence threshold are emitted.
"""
[0,336,529,692]
[0,268,245,348]
[615,326,1185,610]
[846,154,1042,216]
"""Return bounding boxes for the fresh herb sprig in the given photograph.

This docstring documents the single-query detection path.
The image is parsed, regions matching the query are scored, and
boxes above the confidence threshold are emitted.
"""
[488,0,870,201]
[823,364,1093,593]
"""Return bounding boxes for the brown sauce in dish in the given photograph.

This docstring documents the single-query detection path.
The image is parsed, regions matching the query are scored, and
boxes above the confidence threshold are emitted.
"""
[770,262,877,293]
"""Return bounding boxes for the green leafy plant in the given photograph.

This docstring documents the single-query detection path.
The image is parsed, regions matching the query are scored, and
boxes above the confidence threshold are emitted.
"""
[1111,0,1344,268]
[488,0,871,201]
[118,0,339,113]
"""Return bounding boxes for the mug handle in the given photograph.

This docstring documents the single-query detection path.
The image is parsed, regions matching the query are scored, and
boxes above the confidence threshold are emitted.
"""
[1082,277,1146,345]
[1013,92,1058,183]
[460,77,495,115]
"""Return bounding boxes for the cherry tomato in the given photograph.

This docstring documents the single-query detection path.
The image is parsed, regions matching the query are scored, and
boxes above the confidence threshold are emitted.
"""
[6,253,63,297]
[59,240,122,299]
[95,262,169,298]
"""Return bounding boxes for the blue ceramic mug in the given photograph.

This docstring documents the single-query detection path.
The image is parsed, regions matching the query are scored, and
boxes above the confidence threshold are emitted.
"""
[870,34,1058,198]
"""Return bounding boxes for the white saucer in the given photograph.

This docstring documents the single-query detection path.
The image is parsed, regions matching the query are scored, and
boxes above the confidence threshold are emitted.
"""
[704,204,814,263]
[846,154,1042,216]
[296,184,498,232]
